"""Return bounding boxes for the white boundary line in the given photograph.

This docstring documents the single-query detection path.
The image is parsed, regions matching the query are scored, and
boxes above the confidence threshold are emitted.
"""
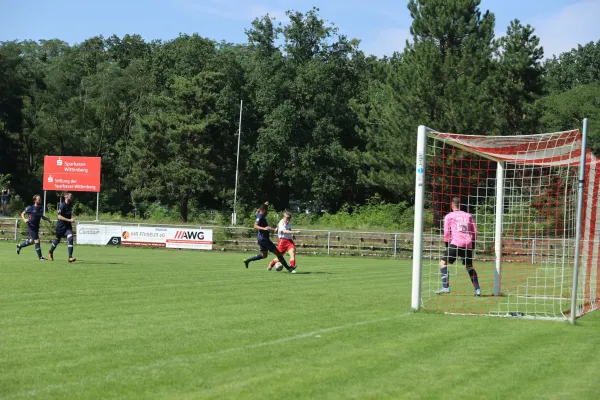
[516,296,571,301]
[1,313,410,399]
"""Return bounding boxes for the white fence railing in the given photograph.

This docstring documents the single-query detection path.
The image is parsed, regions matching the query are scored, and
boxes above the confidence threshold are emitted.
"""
[0,217,577,260]
[0,217,19,241]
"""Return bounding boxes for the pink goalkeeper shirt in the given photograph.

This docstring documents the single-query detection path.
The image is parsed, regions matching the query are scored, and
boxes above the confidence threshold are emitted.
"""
[444,210,477,248]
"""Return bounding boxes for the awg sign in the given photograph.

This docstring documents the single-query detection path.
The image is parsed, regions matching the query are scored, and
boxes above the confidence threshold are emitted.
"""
[43,156,101,192]
[174,230,205,240]
[119,226,214,250]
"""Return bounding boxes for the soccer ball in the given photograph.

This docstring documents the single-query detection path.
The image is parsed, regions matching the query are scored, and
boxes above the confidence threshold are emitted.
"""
[275,262,283,271]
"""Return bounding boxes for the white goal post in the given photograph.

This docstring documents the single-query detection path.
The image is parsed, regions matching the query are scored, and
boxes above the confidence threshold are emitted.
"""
[411,119,599,323]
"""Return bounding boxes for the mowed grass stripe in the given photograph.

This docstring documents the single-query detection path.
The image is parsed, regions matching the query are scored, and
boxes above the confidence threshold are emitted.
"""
[3,314,411,400]
[1,243,600,400]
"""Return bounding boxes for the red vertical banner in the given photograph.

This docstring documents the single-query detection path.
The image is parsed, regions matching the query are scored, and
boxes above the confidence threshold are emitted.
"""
[43,156,101,192]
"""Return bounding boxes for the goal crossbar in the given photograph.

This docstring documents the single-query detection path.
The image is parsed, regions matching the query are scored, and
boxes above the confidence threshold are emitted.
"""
[427,130,584,166]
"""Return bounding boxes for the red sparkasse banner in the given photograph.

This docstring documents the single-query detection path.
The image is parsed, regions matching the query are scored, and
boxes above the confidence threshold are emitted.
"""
[43,156,101,192]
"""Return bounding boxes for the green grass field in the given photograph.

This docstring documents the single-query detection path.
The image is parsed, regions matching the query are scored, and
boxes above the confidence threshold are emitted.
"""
[1,243,600,399]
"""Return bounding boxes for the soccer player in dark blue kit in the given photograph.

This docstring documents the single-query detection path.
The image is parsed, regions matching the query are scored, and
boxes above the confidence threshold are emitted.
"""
[243,202,296,273]
[48,192,77,262]
[16,194,52,260]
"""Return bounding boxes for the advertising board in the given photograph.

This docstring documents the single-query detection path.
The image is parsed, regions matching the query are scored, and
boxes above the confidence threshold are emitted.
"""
[76,224,122,246]
[76,224,214,250]
[120,226,213,250]
[43,156,101,192]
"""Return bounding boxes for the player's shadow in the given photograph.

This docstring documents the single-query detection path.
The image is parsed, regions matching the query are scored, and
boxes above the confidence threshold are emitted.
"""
[75,261,125,265]
[293,271,335,275]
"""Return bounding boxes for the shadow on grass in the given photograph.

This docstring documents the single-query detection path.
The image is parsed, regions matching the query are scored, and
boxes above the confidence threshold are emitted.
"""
[73,261,126,265]
[293,271,335,275]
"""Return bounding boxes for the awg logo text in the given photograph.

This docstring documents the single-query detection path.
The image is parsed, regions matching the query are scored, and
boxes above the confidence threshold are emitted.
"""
[174,231,205,240]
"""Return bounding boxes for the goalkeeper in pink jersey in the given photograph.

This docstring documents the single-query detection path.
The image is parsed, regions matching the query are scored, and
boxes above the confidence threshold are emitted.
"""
[436,197,481,296]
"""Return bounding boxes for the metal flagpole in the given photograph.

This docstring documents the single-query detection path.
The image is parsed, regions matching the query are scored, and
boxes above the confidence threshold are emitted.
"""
[232,100,243,225]
[95,192,100,221]
[43,191,47,216]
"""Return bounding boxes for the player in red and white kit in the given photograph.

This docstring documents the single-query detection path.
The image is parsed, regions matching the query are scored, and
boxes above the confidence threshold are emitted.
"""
[268,211,300,271]
[436,197,481,296]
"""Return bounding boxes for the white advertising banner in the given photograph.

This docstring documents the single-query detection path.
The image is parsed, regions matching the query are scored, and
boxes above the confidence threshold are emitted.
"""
[77,224,122,245]
[76,224,213,250]
[120,226,213,250]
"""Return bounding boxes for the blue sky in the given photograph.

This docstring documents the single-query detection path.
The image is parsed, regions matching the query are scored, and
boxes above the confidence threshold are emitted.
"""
[1,0,599,58]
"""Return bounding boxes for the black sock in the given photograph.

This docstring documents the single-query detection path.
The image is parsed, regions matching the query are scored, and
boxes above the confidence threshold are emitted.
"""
[50,239,59,253]
[246,254,264,263]
[35,243,42,258]
[68,236,74,258]
[277,255,290,270]
[19,239,32,248]
[441,266,449,288]
[467,267,480,289]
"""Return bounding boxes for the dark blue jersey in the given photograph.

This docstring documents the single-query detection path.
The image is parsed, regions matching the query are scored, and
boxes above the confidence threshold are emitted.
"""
[57,202,73,227]
[24,205,44,229]
[255,213,270,241]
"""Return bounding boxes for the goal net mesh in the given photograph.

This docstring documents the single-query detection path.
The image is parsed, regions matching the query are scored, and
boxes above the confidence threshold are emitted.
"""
[418,129,600,320]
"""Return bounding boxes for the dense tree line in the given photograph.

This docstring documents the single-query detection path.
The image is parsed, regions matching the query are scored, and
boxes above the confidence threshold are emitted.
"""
[1,1,599,221]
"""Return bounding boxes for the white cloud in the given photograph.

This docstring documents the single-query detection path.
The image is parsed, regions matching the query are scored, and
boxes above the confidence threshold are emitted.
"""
[534,0,600,58]
[362,28,411,58]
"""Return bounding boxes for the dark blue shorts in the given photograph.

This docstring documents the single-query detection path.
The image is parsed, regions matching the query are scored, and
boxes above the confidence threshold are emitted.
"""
[56,224,73,239]
[258,240,277,253]
[27,225,39,241]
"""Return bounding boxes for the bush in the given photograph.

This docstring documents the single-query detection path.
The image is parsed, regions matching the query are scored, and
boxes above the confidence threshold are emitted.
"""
[9,197,420,233]
[144,201,176,221]
[7,195,25,217]
[275,198,416,232]
[73,201,94,216]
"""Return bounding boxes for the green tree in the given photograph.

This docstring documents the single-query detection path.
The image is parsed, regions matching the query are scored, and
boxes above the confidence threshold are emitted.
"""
[403,0,496,133]
[350,56,416,203]
[351,0,497,207]
[491,19,544,135]
[0,42,30,179]
[539,82,600,153]
[545,40,600,93]
[245,8,366,210]
[126,72,229,221]
[149,34,218,93]
[1,6,599,221]
[397,0,497,225]
[106,34,150,68]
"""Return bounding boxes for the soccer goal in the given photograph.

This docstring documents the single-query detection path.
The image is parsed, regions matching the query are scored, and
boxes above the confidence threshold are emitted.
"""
[411,120,600,322]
